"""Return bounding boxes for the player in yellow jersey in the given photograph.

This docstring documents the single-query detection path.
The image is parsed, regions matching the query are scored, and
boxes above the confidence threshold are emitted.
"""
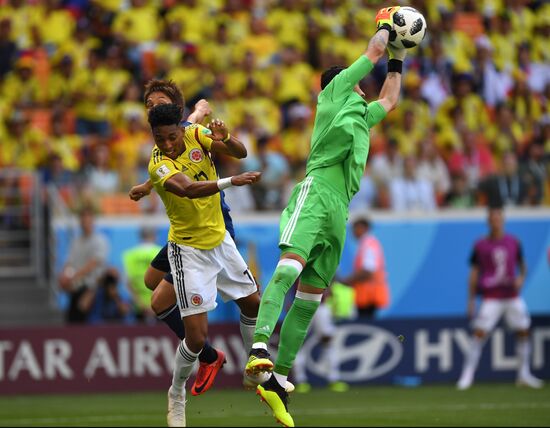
[130,80,294,398]
[147,103,262,427]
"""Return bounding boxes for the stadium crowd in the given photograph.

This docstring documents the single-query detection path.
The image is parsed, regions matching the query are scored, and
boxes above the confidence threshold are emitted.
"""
[0,0,549,213]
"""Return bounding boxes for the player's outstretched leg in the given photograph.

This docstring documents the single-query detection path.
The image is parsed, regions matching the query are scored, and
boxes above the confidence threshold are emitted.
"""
[257,375,295,427]
[246,258,303,374]
[191,348,226,396]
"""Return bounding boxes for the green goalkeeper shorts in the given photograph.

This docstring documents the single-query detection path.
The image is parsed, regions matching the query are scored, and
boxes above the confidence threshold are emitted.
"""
[278,175,348,289]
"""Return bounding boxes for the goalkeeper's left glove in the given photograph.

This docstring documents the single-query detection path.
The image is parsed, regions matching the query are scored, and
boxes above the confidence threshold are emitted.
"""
[375,6,401,32]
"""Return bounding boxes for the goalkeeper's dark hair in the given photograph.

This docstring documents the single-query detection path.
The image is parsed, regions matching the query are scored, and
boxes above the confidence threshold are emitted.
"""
[148,103,182,129]
[321,65,346,89]
[143,79,184,112]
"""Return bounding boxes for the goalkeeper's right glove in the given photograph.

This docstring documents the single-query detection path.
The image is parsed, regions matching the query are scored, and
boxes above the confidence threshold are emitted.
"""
[375,6,401,32]
[387,44,407,62]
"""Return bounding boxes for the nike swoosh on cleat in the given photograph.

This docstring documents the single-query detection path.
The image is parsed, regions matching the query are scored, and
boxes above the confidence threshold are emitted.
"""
[193,372,213,394]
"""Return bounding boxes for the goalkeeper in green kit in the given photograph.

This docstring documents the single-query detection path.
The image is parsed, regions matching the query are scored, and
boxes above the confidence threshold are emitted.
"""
[245,7,406,427]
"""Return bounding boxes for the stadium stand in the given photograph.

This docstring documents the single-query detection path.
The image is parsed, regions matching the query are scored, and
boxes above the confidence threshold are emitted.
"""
[0,0,547,215]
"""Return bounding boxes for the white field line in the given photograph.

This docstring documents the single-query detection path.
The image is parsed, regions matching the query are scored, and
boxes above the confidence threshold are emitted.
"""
[1,401,550,426]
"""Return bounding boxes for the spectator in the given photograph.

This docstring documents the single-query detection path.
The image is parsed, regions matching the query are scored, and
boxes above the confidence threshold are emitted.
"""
[39,152,75,199]
[349,167,377,212]
[279,103,312,173]
[2,55,46,109]
[220,161,256,213]
[122,227,162,322]
[471,35,510,107]
[0,19,17,80]
[73,49,111,138]
[444,172,476,208]
[339,218,390,319]
[0,0,548,212]
[242,135,290,210]
[88,267,133,324]
[478,151,528,207]
[389,156,436,212]
[58,207,109,323]
[486,102,526,158]
[519,142,547,206]
[416,135,451,205]
[80,144,120,195]
[370,138,403,187]
[448,127,495,191]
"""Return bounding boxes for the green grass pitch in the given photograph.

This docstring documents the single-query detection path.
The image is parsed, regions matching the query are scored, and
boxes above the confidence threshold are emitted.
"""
[1,383,549,427]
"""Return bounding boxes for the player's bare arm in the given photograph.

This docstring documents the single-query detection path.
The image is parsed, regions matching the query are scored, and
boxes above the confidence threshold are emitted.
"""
[187,99,212,124]
[129,180,154,201]
[377,46,405,112]
[364,6,400,64]
[164,171,261,199]
[365,28,390,64]
[206,118,247,159]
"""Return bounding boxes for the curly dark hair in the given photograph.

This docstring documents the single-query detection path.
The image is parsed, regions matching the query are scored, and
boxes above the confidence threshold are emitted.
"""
[148,103,182,129]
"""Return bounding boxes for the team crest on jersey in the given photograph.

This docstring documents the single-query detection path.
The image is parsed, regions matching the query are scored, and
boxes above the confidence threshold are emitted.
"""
[190,294,203,306]
[189,148,203,163]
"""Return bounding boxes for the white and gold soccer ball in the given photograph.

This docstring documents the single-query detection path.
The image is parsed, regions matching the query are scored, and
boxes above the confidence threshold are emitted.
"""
[389,7,427,49]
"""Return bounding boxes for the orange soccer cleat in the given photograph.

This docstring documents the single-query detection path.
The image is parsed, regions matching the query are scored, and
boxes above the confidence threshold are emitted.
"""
[191,349,226,396]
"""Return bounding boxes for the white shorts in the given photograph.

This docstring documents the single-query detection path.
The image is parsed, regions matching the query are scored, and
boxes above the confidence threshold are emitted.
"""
[309,303,336,338]
[472,297,531,333]
[168,232,258,317]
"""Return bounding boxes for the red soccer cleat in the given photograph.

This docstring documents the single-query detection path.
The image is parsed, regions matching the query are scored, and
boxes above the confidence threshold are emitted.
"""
[191,349,226,396]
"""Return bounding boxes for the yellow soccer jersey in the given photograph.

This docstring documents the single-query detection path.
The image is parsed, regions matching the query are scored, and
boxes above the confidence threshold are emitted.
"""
[148,124,225,250]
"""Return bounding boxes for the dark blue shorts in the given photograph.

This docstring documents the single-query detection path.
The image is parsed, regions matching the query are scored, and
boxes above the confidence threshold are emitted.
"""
[150,244,173,283]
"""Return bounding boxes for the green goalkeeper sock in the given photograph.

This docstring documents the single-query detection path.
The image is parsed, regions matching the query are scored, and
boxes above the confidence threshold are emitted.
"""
[274,295,321,376]
[253,259,302,343]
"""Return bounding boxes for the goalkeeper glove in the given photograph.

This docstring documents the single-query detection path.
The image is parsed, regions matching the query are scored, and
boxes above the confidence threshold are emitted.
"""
[387,44,407,62]
[375,6,401,32]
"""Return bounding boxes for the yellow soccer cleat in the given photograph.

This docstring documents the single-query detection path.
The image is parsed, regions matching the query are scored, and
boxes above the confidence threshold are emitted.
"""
[257,383,295,427]
[245,348,274,375]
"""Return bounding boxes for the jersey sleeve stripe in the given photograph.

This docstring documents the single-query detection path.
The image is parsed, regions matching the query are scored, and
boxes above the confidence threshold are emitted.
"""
[152,148,164,165]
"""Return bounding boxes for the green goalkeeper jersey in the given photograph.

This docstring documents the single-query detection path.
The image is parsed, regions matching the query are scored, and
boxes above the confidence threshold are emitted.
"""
[306,55,387,202]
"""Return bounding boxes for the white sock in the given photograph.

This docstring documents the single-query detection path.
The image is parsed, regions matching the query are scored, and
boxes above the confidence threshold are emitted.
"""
[240,314,256,354]
[273,372,287,389]
[293,349,307,384]
[171,340,199,395]
[461,336,483,379]
[252,342,267,350]
[517,338,531,379]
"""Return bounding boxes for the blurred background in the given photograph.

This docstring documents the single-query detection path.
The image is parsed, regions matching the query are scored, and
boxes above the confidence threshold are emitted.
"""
[0,0,549,401]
